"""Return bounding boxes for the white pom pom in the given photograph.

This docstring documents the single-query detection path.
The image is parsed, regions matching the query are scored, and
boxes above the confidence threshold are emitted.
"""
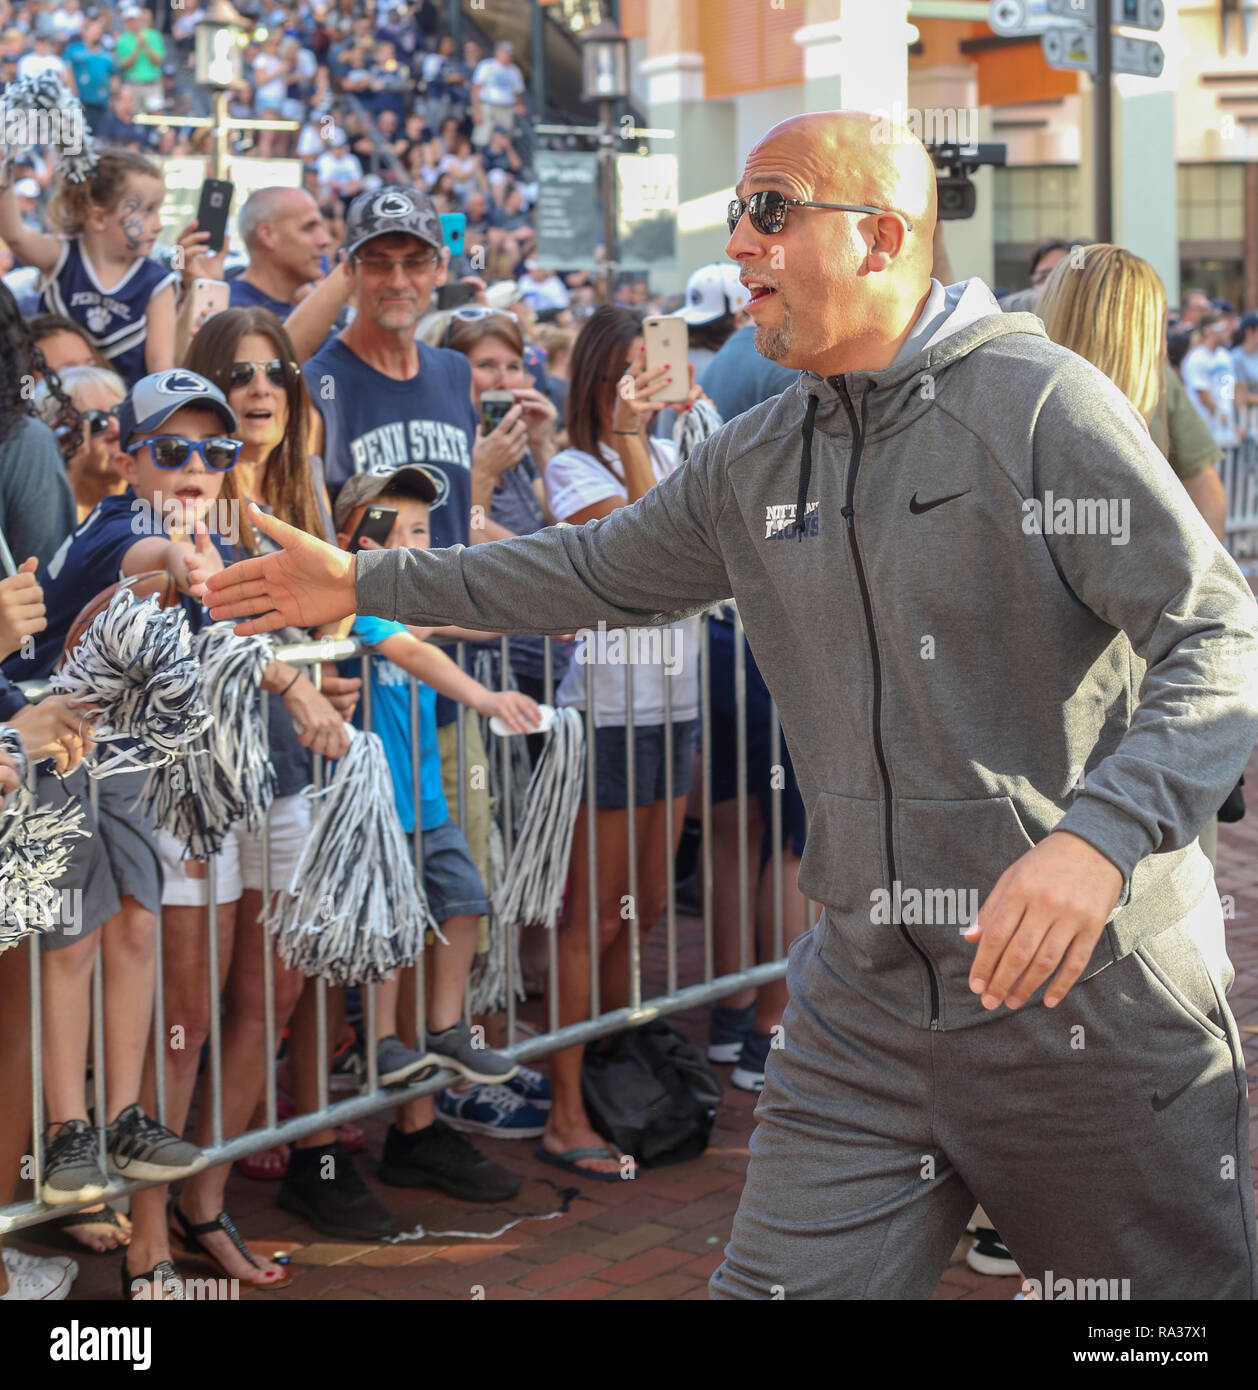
[52,588,211,779]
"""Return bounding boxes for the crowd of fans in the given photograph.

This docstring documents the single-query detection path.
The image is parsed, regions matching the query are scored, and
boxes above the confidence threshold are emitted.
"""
[0,0,1250,1308]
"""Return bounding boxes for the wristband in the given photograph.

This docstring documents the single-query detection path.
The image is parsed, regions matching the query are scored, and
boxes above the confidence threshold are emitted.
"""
[613,429,640,436]
[279,670,302,697]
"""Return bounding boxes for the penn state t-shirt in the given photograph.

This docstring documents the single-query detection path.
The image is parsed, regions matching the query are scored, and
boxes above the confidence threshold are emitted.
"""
[303,336,480,726]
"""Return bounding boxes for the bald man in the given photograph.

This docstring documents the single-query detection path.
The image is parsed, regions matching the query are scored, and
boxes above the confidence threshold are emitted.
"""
[201,112,1258,1299]
[230,187,333,320]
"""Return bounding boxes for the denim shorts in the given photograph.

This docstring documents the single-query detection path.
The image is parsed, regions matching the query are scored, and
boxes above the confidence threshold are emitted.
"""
[588,719,697,811]
[409,818,489,923]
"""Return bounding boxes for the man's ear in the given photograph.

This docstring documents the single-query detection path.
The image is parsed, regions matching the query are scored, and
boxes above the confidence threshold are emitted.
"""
[434,249,449,289]
[865,215,908,274]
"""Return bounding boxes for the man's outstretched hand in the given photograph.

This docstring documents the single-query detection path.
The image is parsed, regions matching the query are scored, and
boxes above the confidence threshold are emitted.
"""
[194,504,359,634]
[965,829,1123,1011]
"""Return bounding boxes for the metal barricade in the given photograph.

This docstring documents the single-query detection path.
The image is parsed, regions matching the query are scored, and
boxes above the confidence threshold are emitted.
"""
[1221,432,1258,557]
[0,618,800,1236]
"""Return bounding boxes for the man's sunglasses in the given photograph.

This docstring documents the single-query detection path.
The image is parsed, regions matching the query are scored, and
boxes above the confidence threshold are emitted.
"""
[229,359,291,389]
[128,435,242,471]
[727,189,914,237]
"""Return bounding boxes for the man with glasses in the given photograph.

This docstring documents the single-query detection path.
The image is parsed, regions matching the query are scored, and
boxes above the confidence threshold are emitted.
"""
[205,111,1258,1300]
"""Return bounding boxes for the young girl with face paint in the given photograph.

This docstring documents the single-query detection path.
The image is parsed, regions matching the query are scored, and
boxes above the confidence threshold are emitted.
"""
[0,148,177,386]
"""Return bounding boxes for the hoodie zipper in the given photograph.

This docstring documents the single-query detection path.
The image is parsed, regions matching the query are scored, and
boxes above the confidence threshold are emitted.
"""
[834,377,941,1030]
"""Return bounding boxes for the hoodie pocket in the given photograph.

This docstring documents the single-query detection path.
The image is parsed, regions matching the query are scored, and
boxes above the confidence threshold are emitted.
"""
[894,796,1037,926]
[797,792,885,917]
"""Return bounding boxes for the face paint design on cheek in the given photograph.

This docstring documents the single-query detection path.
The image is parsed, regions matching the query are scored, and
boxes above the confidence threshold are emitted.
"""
[118,195,145,254]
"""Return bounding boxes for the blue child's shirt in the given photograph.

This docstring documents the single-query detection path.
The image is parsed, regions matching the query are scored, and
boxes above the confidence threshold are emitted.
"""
[347,615,449,835]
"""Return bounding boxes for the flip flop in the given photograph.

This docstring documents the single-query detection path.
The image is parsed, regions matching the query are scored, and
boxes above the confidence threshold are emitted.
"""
[39,1203,132,1253]
[533,1144,623,1182]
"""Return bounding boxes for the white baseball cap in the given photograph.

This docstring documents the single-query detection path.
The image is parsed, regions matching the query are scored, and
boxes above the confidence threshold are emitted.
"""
[678,262,750,324]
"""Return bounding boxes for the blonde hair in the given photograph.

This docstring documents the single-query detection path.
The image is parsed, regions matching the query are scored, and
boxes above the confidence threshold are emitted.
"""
[33,364,125,424]
[1036,243,1165,419]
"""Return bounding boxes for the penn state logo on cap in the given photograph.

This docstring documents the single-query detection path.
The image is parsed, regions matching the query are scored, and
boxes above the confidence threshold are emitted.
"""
[153,369,212,396]
[372,190,416,220]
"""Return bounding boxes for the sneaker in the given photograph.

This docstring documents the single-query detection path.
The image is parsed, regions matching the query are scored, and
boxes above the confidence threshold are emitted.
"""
[378,1120,521,1202]
[106,1104,203,1182]
[966,1227,1020,1277]
[437,1083,548,1138]
[505,1064,550,1108]
[4,1247,78,1282]
[41,1119,110,1205]
[0,1247,75,1300]
[674,872,702,915]
[424,1020,519,1085]
[708,1003,755,1065]
[376,1034,441,1089]
[730,1028,773,1092]
[330,1037,366,1094]
[277,1141,399,1241]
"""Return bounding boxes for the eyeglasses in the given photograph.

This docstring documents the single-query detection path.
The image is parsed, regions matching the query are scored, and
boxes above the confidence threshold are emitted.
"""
[229,359,289,389]
[442,306,518,347]
[82,408,118,435]
[726,189,914,237]
[354,251,441,276]
[129,435,242,471]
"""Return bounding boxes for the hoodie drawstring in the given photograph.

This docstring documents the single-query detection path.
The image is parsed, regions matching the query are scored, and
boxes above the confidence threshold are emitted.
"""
[796,392,820,543]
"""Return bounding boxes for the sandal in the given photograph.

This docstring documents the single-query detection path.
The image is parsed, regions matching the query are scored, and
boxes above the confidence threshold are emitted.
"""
[40,1204,132,1253]
[168,1205,293,1289]
[123,1259,184,1301]
[533,1144,624,1183]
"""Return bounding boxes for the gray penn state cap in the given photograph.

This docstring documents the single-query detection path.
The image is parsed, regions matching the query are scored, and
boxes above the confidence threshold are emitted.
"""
[117,369,237,452]
[344,185,444,259]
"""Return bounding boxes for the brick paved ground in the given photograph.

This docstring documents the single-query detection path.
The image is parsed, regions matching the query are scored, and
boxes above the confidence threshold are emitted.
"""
[19,749,1258,1301]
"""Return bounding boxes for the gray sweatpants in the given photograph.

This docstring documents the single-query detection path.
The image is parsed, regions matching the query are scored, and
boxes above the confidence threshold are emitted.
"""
[712,893,1256,1299]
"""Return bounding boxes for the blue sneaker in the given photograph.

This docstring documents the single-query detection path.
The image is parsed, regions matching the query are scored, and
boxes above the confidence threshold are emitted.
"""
[436,1083,548,1139]
[505,1064,550,1108]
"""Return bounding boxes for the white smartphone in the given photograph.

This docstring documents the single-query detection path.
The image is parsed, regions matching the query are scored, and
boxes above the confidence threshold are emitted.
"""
[188,277,229,334]
[641,315,690,404]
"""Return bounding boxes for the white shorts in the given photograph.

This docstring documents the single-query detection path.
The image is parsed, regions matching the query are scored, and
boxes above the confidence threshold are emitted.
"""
[157,795,311,907]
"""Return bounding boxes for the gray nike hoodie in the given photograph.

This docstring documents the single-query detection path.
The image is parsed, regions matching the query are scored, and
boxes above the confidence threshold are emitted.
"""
[357,277,1258,1030]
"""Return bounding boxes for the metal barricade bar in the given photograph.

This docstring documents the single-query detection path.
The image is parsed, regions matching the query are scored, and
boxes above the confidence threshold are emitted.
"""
[4,621,796,1235]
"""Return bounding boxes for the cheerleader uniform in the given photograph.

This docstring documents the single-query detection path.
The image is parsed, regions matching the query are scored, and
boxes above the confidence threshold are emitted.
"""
[39,238,178,387]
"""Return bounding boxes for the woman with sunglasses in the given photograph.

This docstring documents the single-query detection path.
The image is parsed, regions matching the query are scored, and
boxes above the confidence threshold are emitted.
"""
[117,308,355,1290]
[34,365,128,521]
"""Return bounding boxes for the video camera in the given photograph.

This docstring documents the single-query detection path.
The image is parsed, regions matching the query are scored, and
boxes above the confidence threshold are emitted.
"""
[927,143,1007,221]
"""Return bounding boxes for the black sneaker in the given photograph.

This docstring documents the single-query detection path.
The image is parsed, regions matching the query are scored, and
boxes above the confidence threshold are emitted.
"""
[107,1104,202,1182]
[41,1119,110,1206]
[378,1121,521,1202]
[330,1037,366,1094]
[277,1141,399,1241]
[966,1227,1020,1277]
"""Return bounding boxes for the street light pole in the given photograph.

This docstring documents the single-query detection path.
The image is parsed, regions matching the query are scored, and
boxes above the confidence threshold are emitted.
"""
[599,97,617,303]
[1095,10,1113,242]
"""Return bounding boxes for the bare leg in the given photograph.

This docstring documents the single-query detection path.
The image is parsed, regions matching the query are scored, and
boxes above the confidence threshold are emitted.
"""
[125,901,236,1286]
[101,897,156,1123]
[177,889,304,1283]
[39,931,96,1126]
[288,981,346,1151]
[538,806,630,1176]
[710,800,764,1011]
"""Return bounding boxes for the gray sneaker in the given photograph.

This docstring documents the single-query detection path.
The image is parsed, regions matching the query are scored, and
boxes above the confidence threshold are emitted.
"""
[106,1104,203,1182]
[376,1034,441,1089]
[424,1020,519,1085]
[40,1119,110,1206]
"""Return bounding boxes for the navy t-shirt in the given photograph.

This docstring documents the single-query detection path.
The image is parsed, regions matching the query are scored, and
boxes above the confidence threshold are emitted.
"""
[303,337,479,726]
[228,275,295,320]
[6,489,237,684]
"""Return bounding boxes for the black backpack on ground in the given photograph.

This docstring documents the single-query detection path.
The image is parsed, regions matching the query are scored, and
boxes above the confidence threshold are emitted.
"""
[581,1019,722,1169]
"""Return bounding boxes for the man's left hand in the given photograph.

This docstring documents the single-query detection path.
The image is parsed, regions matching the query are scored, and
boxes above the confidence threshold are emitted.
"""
[966,830,1123,1010]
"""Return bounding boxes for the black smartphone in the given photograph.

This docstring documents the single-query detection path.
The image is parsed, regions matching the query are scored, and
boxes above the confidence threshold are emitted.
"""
[480,390,515,433]
[436,280,478,311]
[195,177,234,254]
[348,504,397,553]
